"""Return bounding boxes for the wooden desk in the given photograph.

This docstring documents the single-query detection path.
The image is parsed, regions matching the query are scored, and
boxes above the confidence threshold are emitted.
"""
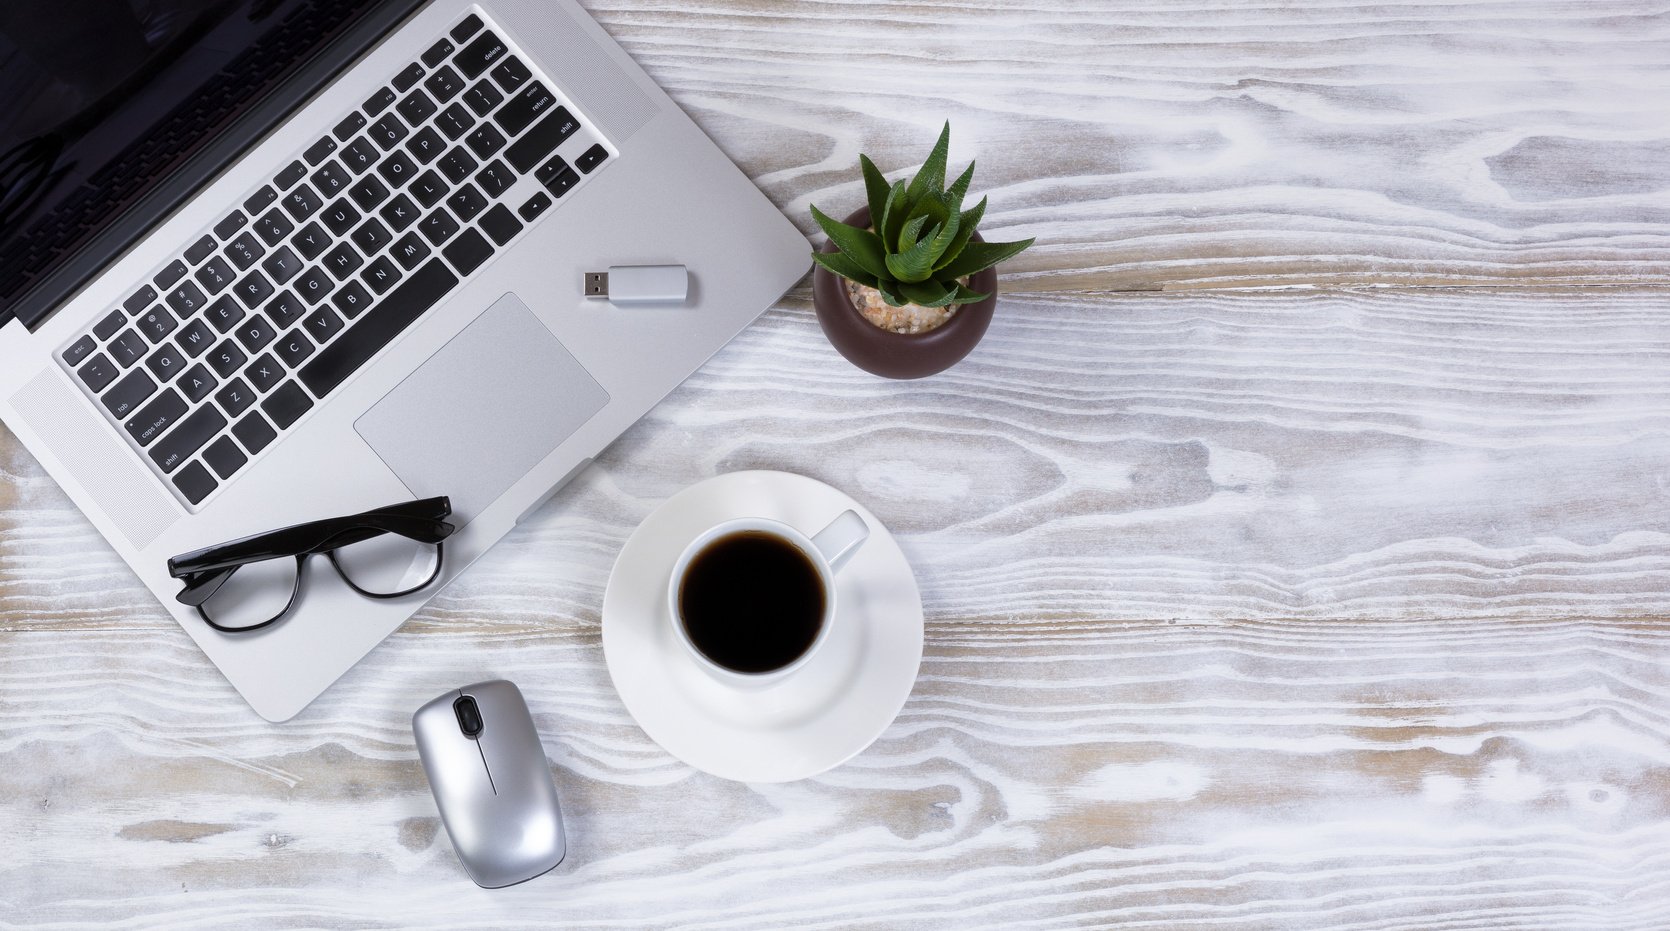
[5,1,1668,925]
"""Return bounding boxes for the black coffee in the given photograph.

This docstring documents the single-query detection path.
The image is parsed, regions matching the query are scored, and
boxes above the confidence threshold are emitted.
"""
[678,531,826,673]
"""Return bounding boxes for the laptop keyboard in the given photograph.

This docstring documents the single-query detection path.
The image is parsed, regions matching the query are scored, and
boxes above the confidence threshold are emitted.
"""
[58,12,613,509]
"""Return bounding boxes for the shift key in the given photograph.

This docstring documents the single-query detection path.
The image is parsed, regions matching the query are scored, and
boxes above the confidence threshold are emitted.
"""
[149,406,228,473]
[505,107,580,173]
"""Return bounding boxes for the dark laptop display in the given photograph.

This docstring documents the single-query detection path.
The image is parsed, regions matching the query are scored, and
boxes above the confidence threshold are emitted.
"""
[0,0,415,330]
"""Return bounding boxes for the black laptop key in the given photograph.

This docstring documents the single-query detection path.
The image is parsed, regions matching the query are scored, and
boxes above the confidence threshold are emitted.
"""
[226,232,265,270]
[517,191,552,222]
[275,160,308,190]
[262,381,314,430]
[322,199,362,236]
[178,363,216,404]
[274,329,316,368]
[352,218,393,254]
[291,222,330,259]
[505,108,579,173]
[256,209,296,246]
[265,290,306,330]
[126,388,187,446]
[479,204,523,246]
[296,266,335,305]
[451,14,484,43]
[213,211,248,240]
[392,62,426,93]
[150,405,227,473]
[425,66,465,103]
[350,176,391,212]
[245,354,285,392]
[306,307,346,343]
[379,193,421,232]
[205,295,245,333]
[145,344,187,381]
[175,319,215,357]
[184,235,217,265]
[539,161,580,198]
[236,314,278,354]
[109,330,148,368]
[102,368,156,418]
[475,160,513,197]
[203,436,248,480]
[63,334,97,367]
[244,185,279,215]
[455,31,507,78]
[397,89,438,126]
[342,138,382,175]
[365,86,398,116]
[304,136,338,166]
[166,281,206,316]
[235,270,275,309]
[324,243,364,280]
[447,183,488,222]
[154,261,188,290]
[411,169,448,207]
[335,112,368,142]
[494,82,555,136]
[437,102,475,140]
[465,124,506,161]
[138,306,178,342]
[312,161,351,197]
[442,228,494,276]
[208,340,247,378]
[376,151,418,189]
[172,461,218,505]
[423,39,456,69]
[438,147,478,184]
[262,246,302,284]
[361,256,403,294]
[124,286,159,315]
[419,208,460,245]
[300,259,458,397]
[370,114,409,150]
[327,280,370,319]
[406,127,446,165]
[217,378,256,417]
[93,309,126,341]
[391,232,431,270]
[79,354,119,393]
[463,80,504,117]
[490,56,530,92]
[232,411,277,454]
[283,184,323,220]
[194,257,235,294]
[576,144,609,174]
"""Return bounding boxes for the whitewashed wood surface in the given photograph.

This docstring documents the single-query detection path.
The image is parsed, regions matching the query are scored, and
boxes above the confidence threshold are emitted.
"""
[6,1,1670,928]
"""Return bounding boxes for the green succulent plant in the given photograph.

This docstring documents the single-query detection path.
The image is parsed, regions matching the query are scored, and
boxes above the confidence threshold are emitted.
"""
[810,122,1034,308]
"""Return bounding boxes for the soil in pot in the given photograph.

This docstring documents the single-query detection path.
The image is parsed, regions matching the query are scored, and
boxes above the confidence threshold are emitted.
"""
[845,279,962,334]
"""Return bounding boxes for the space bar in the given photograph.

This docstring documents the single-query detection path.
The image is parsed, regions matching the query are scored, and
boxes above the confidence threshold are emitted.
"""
[300,259,459,397]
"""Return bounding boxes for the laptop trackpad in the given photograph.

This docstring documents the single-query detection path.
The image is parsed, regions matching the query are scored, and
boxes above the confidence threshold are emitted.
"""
[354,293,610,523]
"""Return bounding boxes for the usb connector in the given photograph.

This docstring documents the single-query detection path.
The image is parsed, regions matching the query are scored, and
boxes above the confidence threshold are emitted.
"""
[583,265,688,306]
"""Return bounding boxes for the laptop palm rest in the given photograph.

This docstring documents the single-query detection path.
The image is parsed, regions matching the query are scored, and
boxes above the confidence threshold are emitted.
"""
[354,293,610,524]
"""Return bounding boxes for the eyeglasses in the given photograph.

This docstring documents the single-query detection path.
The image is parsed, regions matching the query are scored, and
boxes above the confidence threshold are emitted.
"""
[168,497,456,634]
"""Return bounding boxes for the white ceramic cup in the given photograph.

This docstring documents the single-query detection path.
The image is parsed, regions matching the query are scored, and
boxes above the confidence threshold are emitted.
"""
[668,510,869,686]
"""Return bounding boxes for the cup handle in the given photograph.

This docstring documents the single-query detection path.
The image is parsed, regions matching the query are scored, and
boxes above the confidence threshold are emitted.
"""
[810,510,869,574]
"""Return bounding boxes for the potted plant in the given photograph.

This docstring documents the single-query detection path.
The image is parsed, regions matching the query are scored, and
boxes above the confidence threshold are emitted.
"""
[810,122,1034,379]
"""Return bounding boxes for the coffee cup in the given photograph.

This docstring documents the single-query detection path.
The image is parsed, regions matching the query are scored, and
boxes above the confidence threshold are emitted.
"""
[667,510,869,686]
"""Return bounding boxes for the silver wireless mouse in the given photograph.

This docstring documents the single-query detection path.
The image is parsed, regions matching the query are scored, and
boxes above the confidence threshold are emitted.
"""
[413,680,567,888]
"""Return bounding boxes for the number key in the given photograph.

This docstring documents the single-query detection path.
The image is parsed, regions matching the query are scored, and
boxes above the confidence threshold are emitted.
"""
[312,161,351,198]
[194,256,235,294]
[284,184,323,220]
[369,114,408,150]
[137,307,178,342]
[109,330,147,367]
[166,281,207,315]
[255,209,295,246]
[226,232,265,270]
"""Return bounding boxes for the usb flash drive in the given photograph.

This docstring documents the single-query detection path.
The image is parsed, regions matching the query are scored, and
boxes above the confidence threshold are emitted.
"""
[583,265,689,306]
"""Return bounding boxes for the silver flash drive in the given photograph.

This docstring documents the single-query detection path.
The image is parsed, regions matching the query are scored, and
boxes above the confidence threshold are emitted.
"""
[583,265,689,306]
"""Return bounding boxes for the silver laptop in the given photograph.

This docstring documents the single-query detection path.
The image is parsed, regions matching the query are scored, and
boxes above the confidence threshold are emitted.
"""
[0,0,807,721]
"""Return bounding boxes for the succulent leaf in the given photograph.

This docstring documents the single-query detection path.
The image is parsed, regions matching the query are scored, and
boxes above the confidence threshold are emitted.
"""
[887,225,944,283]
[949,283,990,304]
[875,277,908,306]
[934,196,986,271]
[902,122,951,210]
[810,204,888,278]
[881,179,910,251]
[859,154,891,231]
[811,251,878,287]
[946,160,975,206]
[899,279,955,307]
[898,215,929,252]
[936,237,1036,279]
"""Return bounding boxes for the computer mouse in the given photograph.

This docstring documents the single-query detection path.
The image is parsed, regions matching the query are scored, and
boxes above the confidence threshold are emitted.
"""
[412,679,567,888]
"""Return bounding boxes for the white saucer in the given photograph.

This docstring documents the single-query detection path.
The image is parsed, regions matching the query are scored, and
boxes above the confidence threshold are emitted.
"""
[602,470,924,783]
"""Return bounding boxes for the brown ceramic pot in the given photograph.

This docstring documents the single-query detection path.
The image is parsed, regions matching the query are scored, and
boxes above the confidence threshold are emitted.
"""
[812,205,997,379]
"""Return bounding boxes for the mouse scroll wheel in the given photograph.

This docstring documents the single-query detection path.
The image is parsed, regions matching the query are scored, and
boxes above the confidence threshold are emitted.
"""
[454,695,484,738]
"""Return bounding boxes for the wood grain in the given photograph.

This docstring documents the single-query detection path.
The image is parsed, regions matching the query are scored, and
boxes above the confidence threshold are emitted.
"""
[584,0,1670,290]
[7,288,1670,926]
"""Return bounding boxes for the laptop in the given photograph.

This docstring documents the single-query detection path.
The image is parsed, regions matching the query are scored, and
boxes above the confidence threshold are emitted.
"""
[0,0,808,721]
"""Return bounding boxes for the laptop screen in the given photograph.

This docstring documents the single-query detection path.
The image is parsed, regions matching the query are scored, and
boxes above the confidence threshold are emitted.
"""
[0,0,400,329]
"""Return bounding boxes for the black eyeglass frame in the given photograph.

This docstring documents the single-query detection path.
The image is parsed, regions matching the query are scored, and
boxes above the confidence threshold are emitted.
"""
[167,496,455,634]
